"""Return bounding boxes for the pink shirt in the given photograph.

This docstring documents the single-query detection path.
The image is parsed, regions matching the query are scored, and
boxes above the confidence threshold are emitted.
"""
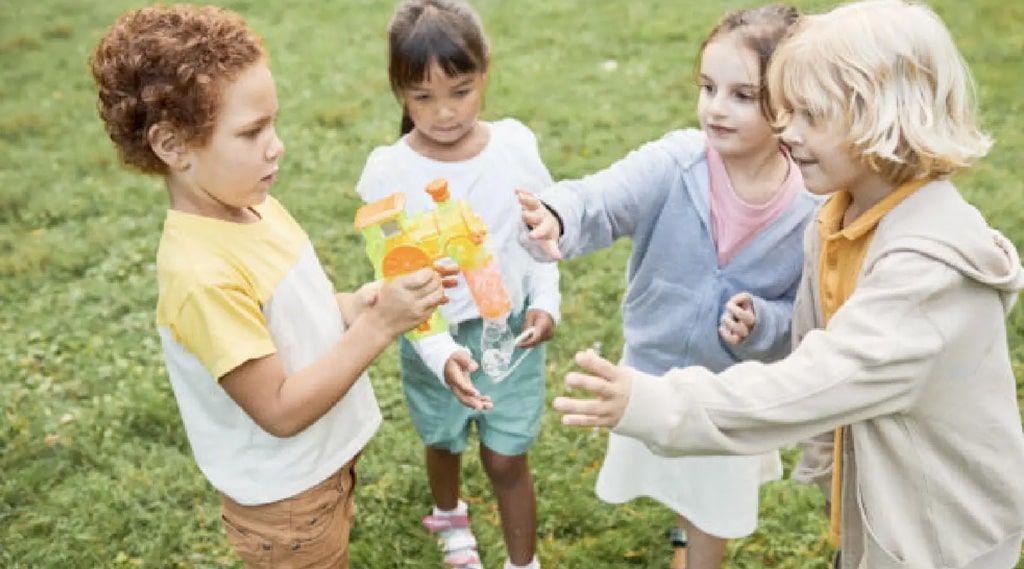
[707,143,803,266]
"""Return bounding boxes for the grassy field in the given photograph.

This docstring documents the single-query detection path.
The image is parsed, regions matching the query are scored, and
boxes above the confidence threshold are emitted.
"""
[1,0,1022,567]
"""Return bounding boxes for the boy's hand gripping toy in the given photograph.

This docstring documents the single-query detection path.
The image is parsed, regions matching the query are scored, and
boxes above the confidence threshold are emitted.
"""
[354,179,517,379]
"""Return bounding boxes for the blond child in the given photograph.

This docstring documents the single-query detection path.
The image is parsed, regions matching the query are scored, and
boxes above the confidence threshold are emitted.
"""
[90,6,453,567]
[552,1,1024,568]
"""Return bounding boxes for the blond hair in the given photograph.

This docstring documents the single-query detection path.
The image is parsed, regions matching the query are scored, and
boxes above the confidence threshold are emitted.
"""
[767,0,991,184]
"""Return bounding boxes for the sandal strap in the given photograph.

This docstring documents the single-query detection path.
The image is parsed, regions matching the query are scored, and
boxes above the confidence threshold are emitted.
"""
[422,513,470,533]
[667,527,688,548]
[440,530,478,553]
[444,550,482,568]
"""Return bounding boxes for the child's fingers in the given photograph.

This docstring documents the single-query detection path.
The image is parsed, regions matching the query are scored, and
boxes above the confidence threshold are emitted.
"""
[448,369,480,397]
[451,350,479,372]
[419,287,447,313]
[560,413,609,428]
[458,390,492,411]
[552,394,604,416]
[726,302,756,327]
[565,371,615,397]
[719,324,738,345]
[540,238,563,261]
[521,206,547,227]
[433,262,461,279]
[552,396,613,427]
[527,217,558,240]
[515,188,542,209]
[398,267,438,290]
[720,315,749,338]
[574,349,619,381]
[732,292,754,309]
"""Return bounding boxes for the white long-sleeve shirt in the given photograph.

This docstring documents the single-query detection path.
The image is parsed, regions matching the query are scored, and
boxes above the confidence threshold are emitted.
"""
[355,118,560,382]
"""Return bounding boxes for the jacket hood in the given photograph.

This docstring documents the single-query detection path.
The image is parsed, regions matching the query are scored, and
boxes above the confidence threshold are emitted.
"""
[871,180,1024,313]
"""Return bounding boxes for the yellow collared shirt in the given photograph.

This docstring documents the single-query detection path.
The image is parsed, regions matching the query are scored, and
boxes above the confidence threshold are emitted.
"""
[816,177,930,545]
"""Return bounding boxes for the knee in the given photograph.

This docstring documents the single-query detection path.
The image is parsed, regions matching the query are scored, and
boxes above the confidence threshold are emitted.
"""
[481,450,528,488]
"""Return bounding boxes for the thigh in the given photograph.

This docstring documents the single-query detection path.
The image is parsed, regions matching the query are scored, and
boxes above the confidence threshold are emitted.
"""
[399,338,473,453]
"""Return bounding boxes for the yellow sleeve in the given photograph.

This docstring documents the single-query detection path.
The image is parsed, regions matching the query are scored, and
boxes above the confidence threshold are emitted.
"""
[172,283,277,380]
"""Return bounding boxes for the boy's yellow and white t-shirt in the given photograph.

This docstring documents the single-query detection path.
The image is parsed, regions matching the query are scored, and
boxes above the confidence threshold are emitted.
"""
[156,197,380,506]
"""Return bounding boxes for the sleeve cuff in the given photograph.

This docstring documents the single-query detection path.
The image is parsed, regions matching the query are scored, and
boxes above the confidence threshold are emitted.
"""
[527,297,561,324]
[412,334,467,387]
[743,294,774,349]
[612,369,680,448]
[535,189,579,259]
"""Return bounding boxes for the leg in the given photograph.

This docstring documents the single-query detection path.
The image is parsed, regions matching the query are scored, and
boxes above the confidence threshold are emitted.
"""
[680,517,727,569]
[425,446,462,510]
[480,444,536,566]
[670,514,688,569]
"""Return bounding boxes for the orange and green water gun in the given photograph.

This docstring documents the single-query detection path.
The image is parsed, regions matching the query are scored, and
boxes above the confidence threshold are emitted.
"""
[354,178,512,341]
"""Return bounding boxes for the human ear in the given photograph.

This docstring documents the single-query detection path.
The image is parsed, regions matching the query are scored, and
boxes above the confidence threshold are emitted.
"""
[147,122,189,171]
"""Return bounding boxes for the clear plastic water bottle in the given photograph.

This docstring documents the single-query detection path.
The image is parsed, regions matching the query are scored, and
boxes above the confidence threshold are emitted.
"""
[480,315,515,380]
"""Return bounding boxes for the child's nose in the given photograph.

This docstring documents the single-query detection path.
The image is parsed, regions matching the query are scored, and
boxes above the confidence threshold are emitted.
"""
[779,124,801,148]
[707,92,728,116]
[267,129,285,161]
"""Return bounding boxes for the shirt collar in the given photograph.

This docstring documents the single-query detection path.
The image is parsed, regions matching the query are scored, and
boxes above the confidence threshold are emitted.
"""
[818,177,931,241]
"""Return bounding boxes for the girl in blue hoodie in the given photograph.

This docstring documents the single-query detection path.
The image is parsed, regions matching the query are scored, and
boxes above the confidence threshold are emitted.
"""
[518,5,816,568]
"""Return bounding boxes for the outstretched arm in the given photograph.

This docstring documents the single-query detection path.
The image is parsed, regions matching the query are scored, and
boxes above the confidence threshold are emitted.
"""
[555,251,948,457]
[519,134,690,261]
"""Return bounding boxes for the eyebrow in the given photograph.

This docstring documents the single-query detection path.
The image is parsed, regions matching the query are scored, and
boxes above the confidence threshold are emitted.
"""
[238,113,275,131]
[699,74,758,89]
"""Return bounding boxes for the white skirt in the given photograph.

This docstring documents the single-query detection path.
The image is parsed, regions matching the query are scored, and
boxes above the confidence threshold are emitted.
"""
[595,432,782,539]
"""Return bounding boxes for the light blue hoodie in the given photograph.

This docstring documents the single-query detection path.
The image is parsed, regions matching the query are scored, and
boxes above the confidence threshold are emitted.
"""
[536,129,818,374]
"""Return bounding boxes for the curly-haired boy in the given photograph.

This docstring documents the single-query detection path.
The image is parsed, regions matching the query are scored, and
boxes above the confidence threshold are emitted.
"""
[91,5,454,567]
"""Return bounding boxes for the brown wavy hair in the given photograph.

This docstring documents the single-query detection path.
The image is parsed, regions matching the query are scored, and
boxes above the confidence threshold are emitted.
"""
[695,4,800,124]
[90,5,265,175]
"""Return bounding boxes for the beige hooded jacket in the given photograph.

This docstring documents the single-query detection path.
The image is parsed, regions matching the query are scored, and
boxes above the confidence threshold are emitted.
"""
[614,180,1024,568]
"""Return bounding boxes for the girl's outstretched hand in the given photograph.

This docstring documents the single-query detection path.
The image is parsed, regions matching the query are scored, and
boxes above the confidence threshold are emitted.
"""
[444,350,493,411]
[553,349,634,428]
[516,189,563,261]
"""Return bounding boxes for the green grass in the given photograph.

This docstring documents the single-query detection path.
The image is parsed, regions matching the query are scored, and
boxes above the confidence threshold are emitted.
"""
[1,0,1022,567]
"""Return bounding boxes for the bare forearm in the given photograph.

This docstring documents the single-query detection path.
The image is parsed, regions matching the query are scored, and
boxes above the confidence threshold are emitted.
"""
[270,313,393,436]
[336,292,356,326]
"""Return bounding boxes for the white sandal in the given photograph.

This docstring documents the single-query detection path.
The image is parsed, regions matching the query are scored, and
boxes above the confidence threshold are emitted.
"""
[422,509,483,569]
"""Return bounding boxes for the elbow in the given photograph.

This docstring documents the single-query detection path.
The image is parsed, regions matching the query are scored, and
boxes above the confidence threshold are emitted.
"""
[255,411,311,439]
[263,422,307,439]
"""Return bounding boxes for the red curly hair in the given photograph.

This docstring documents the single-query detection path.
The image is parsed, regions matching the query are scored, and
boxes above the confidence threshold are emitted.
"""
[90,5,265,175]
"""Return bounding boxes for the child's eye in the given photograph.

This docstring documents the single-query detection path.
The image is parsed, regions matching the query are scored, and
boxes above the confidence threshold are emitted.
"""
[241,127,262,138]
[412,93,431,102]
[454,89,471,97]
[736,91,758,102]
[700,83,714,94]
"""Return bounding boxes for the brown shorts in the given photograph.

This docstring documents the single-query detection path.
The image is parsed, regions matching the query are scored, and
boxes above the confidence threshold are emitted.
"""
[219,457,358,568]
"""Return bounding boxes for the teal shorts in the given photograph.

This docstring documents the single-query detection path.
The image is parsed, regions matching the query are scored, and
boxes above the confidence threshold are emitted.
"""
[399,310,545,457]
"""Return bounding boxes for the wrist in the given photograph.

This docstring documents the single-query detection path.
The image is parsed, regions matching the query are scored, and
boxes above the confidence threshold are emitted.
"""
[351,309,399,347]
[542,202,565,236]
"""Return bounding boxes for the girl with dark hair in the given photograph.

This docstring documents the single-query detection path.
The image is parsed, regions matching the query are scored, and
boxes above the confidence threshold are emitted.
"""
[355,2,559,568]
